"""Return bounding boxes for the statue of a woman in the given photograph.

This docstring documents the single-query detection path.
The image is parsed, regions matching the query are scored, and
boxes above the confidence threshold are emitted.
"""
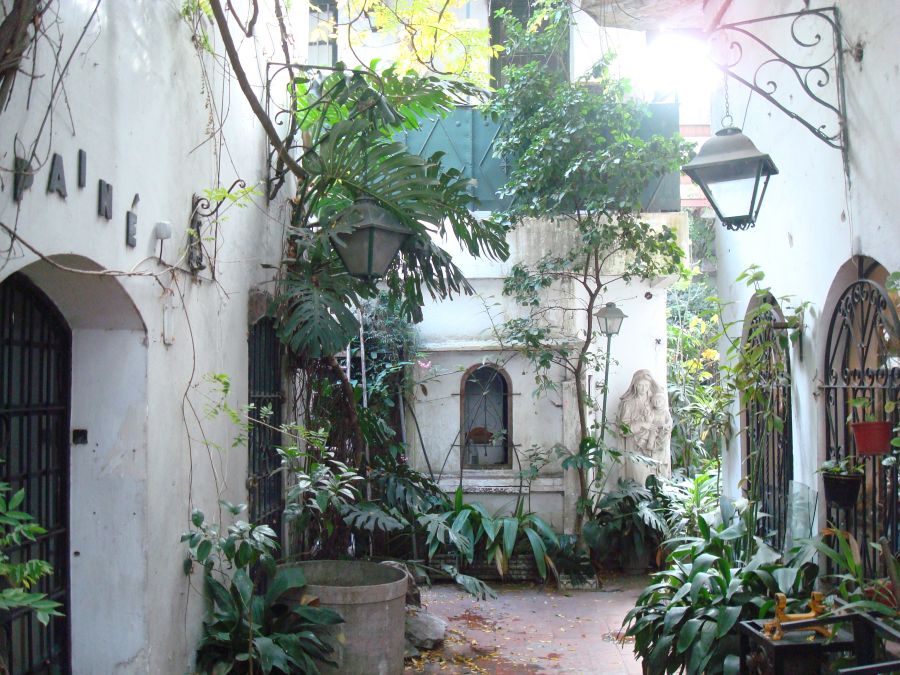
[617,369,671,480]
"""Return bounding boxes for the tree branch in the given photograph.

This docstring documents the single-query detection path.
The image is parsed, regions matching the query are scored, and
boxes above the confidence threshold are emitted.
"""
[209,0,306,181]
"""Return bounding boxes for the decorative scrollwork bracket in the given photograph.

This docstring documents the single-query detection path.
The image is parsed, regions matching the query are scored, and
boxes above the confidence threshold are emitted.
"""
[188,179,247,275]
[710,6,849,176]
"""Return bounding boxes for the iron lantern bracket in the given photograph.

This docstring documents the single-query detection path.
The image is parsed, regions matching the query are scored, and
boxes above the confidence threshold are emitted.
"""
[709,6,849,176]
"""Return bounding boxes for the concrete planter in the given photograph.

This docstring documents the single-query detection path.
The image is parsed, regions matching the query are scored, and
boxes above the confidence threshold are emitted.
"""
[283,560,407,675]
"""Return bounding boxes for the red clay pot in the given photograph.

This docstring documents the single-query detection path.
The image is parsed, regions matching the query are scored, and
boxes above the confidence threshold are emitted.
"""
[850,421,894,455]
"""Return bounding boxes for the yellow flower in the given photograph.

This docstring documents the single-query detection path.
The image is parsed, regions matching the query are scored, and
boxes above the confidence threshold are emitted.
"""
[701,348,720,361]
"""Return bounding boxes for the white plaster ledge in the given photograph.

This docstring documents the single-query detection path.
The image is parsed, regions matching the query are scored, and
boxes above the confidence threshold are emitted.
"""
[438,473,564,494]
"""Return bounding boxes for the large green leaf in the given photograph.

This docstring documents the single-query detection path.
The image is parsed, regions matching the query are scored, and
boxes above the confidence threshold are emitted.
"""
[523,528,548,579]
[276,259,362,358]
[264,566,306,608]
[501,517,519,561]
[341,502,406,533]
[254,636,290,674]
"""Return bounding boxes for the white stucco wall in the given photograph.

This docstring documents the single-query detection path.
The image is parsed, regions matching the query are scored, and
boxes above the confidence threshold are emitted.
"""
[0,3,287,672]
[410,210,686,530]
[704,2,900,516]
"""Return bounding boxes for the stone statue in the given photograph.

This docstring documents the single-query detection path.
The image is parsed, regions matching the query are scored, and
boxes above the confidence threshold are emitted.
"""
[617,369,672,481]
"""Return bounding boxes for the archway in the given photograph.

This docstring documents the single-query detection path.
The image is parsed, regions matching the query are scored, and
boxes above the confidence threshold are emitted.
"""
[1,256,149,672]
[822,256,900,576]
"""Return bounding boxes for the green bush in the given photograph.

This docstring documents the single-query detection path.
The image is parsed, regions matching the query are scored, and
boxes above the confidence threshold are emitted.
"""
[184,503,342,674]
[623,508,817,675]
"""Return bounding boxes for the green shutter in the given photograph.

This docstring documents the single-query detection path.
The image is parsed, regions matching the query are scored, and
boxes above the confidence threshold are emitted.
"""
[402,102,680,214]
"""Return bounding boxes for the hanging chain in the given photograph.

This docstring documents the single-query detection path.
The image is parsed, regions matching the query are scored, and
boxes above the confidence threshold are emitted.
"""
[722,71,734,129]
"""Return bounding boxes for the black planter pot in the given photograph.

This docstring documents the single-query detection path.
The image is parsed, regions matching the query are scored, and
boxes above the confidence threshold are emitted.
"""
[823,473,862,510]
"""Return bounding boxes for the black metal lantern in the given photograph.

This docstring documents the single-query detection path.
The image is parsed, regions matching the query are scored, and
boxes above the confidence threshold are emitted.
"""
[331,197,411,279]
[682,127,778,231]
[595,302,626,336]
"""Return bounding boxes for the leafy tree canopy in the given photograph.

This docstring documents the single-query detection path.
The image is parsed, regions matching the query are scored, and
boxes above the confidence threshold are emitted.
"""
[486,0,692,530]
[343,0,501,85]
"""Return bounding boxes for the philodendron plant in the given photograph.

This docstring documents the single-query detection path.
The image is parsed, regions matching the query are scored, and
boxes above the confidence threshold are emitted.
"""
[183,502,343,675]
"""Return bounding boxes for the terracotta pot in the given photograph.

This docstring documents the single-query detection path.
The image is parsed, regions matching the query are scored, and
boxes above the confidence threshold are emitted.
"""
[822,473,862,510]
[850,421,894,455]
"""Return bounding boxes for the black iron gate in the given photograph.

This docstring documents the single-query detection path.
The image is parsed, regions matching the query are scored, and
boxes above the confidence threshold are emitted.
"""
[823,278,900,576]
[744,296,794,550]
[0,273,71,674]
[247,318,283,539]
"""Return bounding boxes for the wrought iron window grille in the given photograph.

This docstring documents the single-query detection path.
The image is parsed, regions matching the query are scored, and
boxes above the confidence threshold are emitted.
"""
[823,276,900,577]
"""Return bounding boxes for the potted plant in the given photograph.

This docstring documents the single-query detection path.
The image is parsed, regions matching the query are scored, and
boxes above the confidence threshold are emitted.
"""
[847,396,896,455]
[583,478,668,574]
[818,456,864,509]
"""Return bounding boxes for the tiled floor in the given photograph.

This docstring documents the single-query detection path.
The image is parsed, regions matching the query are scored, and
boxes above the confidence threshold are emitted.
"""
[404,574,647,674]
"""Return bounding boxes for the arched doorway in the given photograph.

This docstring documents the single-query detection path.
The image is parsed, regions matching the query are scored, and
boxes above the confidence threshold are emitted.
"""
[743,294,794,550]
[823,259,900,576]
[3,255,149,672]
[0,273,71,673]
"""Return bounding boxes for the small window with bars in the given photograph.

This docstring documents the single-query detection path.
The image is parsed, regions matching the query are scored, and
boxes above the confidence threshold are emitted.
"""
[461,364,512,469]
[308,0,338,67]
[489,0,569,88]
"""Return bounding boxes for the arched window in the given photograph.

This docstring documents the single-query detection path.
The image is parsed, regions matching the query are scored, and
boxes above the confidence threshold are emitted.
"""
[742,294,793,550]
[823,261,900,576]
[461,364,512,469]
[308,0,337,67]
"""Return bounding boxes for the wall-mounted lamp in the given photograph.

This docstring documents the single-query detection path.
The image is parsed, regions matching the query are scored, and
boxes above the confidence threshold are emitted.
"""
[684,7,849,231]
[682,127,778,231]
[154,221,172,240]
[154,221,172,261]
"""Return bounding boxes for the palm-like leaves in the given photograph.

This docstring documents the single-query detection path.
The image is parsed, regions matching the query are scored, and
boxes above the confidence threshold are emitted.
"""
[277,65,509,358]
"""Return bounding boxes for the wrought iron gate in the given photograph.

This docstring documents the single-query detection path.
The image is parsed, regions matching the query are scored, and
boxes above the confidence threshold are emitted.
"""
[823,279,900,576]
[743,296,793,550]
[0,274,71,673]
[247,318,283,539]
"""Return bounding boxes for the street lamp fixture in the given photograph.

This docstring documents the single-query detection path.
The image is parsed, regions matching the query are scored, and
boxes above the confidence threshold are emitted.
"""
[331,197,411,279]
[595,302,627,440]
[682,127,779,231]
[595,302,627,337]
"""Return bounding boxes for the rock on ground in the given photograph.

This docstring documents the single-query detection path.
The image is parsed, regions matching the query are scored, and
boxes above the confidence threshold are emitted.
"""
[406,609,448,650]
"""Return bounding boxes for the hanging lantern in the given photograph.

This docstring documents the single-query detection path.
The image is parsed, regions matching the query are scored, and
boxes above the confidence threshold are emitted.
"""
[331,197,411,279]
[682,127,779,231]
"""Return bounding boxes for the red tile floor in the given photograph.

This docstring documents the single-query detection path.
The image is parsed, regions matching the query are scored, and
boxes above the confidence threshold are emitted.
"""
[404,574,647,674]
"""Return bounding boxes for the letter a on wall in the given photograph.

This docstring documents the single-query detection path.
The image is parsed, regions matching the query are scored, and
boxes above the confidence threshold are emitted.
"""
[47,153,67,198]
